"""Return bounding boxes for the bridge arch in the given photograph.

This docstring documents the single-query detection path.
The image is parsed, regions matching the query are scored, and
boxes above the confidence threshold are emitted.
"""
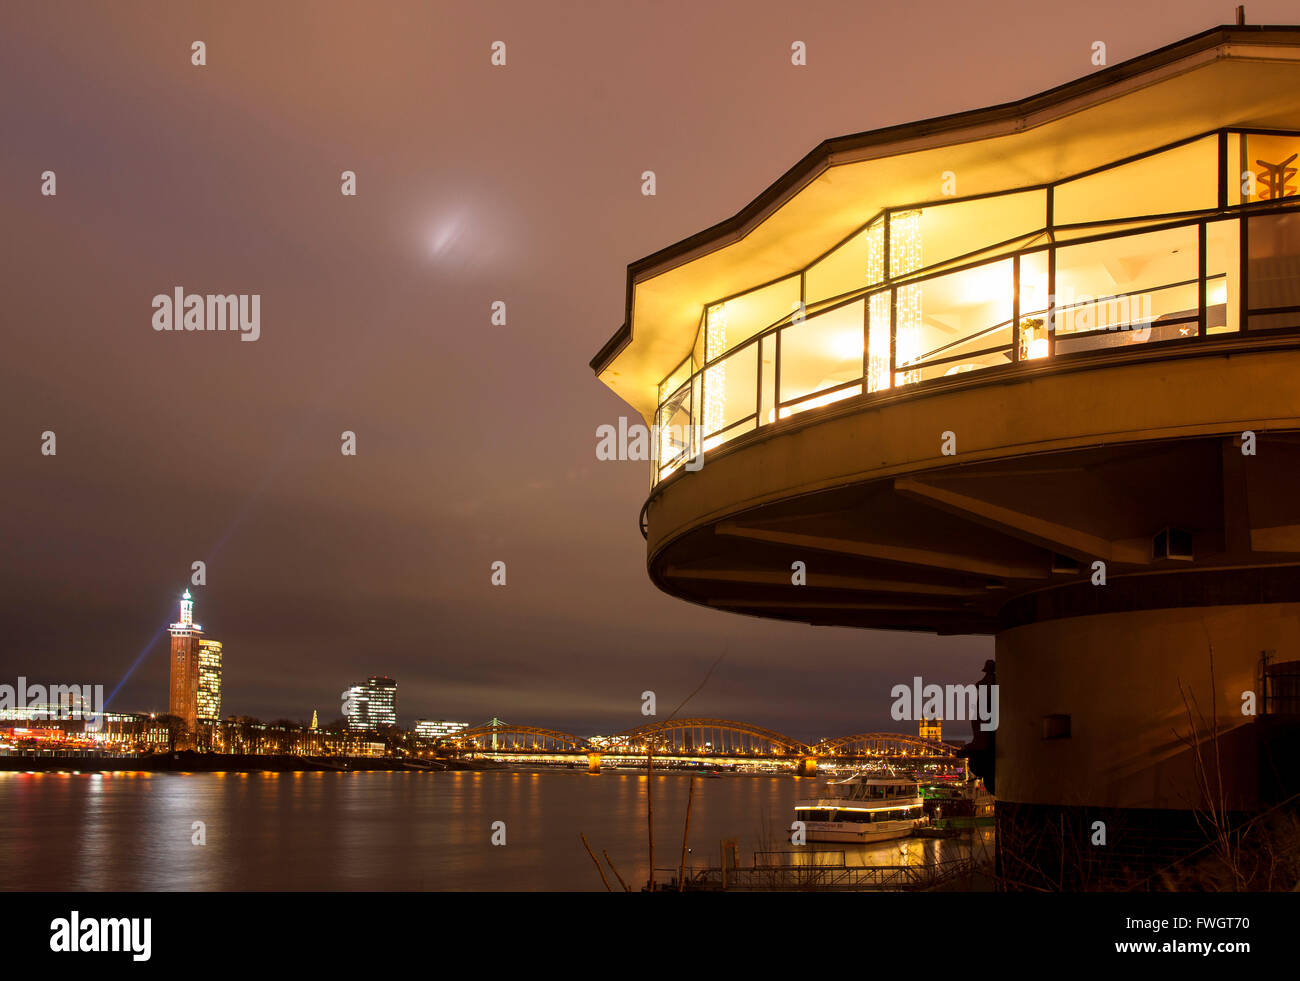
[607,718,810,756]
[450,723,592,752]
[812,732,959,758]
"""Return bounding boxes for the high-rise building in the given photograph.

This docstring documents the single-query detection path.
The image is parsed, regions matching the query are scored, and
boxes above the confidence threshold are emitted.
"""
[342,676,398,730]
[365,677,397,727]
[197,639,223,721]
[168,590,202,730]
[341,685,364,728]
[919,717,942,742]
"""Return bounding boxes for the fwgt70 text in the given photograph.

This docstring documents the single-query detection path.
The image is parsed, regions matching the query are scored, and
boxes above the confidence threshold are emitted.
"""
[1196,918,1250,929]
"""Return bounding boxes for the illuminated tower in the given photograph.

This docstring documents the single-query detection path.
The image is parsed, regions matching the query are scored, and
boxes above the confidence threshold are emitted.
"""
[168,589,202,731]
[197,639,223,721]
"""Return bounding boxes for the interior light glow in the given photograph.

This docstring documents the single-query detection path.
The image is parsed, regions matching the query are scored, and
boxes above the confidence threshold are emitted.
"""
[778,386,859,420]
[891,211,923,386]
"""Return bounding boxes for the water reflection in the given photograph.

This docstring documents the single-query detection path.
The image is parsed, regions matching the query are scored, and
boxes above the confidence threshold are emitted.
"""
[0,769,989,891]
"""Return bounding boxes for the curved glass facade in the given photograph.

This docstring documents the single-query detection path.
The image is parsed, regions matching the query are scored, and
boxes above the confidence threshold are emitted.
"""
[652,129,1300,484]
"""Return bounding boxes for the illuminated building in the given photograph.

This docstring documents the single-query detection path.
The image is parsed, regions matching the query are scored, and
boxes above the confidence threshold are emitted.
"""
[0,711,168,753]
[342,676,398,730]
[168,590,202,732]
[197,639,223,721]
[919,717,942,742]
[591,24,1300,886]
[413,719,469,740]
[341,685,364,729]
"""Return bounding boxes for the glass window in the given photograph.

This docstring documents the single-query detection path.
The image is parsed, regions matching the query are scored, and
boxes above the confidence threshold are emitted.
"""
[867,291,891,392]
[895,258,1014,384]
[908,350,1010,383]
[1018,250,1050,360]
[1248,211,1300,314]
[805,218,884,305]
[1051,218,1172,245]
[655,379,693,480]
[914,230,1050,280]
[778,299,865,407]
[658,357,691,405]
[779,384,862,421]
[703,416,755,452]
[759,334,776,424]
[1054,137,1217,225]
[705,276,800,362]
[702,339,758,442]
[1054,225,1199,353]
[1205,219,1240,334]
[892,190,1045,279]
[1242,133,1300,205]
[1226,132,1245,207]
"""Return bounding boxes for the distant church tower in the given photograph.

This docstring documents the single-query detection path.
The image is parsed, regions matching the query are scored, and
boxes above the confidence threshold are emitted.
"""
[310,709,318,730]
[168,590,203,731]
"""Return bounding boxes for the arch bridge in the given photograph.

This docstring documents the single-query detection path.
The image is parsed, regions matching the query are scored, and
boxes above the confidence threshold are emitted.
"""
[812,732,960,762]
[606,718,810,756]
[441,718,963,772]
[451,723,593,753]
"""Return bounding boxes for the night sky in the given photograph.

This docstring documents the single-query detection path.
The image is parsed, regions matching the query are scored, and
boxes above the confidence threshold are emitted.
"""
[1,0,1274,742]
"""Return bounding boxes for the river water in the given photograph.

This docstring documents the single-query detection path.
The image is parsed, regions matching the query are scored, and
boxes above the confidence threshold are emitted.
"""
[0,768,992,891]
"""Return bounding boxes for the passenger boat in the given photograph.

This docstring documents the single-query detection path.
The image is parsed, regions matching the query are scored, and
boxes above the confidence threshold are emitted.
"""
[793,769,927,844]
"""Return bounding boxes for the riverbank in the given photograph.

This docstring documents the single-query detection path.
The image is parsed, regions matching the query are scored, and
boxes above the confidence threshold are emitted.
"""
[0,751,500,773]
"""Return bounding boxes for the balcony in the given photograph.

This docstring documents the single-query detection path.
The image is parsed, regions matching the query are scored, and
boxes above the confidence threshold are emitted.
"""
[649,130,1300,488]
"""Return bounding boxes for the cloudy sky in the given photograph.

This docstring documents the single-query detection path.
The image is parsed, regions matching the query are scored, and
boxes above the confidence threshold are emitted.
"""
[0,0,1276,742]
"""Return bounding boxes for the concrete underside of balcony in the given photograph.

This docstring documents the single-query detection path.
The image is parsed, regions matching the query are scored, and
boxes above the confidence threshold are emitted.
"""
[646,336,1300,633]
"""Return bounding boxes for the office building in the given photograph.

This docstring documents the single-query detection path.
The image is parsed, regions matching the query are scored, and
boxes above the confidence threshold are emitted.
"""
[342,676,398,730]
[197,639,223,721]
[413,719,469,740]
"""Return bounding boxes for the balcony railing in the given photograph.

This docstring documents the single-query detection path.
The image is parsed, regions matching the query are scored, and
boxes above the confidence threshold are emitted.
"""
[649,128,1300,488]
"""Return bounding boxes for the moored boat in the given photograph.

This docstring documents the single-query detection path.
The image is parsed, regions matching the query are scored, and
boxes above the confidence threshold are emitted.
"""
[793,769,927,844]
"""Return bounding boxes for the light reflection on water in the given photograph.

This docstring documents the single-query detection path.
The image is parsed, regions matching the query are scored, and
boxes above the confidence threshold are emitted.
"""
[0,769,991,891]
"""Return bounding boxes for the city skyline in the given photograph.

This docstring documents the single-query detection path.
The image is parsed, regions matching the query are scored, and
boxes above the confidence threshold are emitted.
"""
[118,587,967,743]
[61,584,974,747]
[67,583,987,742]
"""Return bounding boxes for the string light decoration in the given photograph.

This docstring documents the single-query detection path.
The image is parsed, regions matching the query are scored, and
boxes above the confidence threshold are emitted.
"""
[890,210,923,386]
[704,303,728,436]
[865,219,890,393]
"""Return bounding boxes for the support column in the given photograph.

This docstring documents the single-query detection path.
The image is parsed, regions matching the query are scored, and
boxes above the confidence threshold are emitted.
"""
[994,601,1296,888]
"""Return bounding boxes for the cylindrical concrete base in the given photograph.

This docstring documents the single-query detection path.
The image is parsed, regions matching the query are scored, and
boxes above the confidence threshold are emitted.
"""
[994,601,1297,810]
[992,600,1300,888]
